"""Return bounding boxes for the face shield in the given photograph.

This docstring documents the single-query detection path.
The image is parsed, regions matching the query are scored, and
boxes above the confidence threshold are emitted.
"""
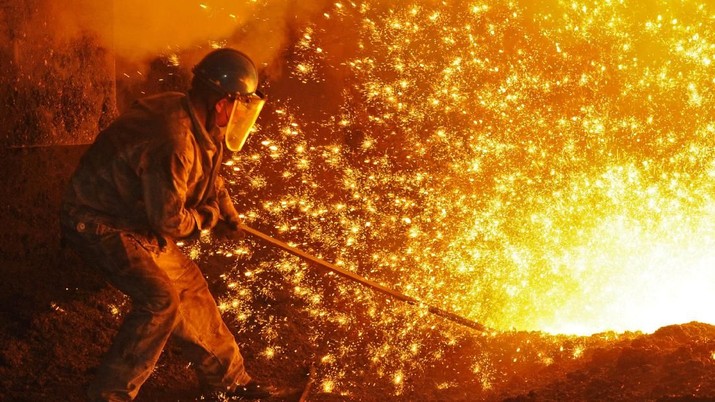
[224,91,266,152]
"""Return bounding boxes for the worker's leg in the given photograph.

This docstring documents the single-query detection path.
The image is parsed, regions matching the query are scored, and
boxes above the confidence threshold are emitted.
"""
[66,229,180,402]
[154,240,252,392]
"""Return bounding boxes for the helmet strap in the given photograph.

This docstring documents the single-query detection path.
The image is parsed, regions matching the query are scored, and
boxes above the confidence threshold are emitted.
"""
[204,97,218,131]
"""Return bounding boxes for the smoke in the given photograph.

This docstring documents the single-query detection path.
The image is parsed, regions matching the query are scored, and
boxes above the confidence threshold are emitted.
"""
[36,0,334,74]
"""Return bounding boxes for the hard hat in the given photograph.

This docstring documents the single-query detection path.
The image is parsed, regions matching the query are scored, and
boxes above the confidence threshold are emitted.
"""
[193,48,266,152]
[192,48,259,99]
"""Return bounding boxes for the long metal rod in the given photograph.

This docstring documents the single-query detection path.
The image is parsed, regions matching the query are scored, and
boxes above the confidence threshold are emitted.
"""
[240,224,487,332]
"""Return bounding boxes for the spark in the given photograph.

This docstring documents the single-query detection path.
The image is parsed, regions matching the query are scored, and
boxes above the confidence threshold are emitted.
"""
[187,0,715,397]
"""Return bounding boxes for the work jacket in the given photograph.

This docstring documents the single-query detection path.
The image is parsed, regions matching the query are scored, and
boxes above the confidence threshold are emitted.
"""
[62,92,238,240]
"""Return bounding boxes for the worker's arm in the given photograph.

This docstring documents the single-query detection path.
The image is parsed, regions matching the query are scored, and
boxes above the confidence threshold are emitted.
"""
[215,174,241,227]
[141,138,215,239]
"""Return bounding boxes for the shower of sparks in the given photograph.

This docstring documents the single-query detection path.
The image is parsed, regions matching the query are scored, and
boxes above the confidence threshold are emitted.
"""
[177,0,715,397]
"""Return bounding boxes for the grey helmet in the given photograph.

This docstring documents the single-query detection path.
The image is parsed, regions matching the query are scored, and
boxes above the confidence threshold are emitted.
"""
[192,48,258,99]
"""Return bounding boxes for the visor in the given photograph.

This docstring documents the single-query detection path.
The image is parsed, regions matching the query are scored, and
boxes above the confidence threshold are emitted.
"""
[224,91,266,152]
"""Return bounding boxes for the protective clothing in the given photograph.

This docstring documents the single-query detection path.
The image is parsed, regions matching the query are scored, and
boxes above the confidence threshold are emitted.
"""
[61,91,251,401]
[193,48,266,152]
[63,92,239,238]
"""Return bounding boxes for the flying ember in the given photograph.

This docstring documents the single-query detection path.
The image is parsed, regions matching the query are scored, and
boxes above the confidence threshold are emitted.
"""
[191,0,715,343]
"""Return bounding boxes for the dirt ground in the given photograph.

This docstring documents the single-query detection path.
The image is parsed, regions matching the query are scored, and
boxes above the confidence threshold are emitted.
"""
[2,146,715,402]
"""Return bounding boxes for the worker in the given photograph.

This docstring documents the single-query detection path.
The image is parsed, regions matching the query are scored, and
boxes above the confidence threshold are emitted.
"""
[60,48,281,401]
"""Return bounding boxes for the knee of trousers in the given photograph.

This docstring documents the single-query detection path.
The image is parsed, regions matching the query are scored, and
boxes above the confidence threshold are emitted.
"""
[139,288,180,323]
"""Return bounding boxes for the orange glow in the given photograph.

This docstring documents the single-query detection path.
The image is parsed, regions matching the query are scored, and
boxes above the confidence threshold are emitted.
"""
[214,0,715,335]
[168,0,715,396]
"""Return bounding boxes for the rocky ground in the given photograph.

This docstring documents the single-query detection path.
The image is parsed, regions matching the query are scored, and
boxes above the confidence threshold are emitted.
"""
[2,146,715,402]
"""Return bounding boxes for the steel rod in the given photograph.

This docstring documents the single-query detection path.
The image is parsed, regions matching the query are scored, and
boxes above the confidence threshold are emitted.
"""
[240,223,487,332]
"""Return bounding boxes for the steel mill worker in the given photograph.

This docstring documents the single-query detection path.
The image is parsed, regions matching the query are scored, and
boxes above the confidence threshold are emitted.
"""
[60,48,283,401]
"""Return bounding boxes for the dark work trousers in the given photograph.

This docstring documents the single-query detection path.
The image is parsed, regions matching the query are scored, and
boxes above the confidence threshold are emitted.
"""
[60,219,251,402]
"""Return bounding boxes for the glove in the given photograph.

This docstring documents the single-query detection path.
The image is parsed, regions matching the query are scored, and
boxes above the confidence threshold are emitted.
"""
[213,216,246,241]
[195,204,220,230]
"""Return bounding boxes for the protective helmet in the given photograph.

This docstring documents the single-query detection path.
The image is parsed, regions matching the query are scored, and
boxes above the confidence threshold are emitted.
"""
[192,48,259,99]
[192,48,266,152]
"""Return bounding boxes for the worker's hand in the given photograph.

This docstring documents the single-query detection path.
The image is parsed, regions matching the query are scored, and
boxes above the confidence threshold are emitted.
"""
[213,217,246,241]
[196,204,220,230]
